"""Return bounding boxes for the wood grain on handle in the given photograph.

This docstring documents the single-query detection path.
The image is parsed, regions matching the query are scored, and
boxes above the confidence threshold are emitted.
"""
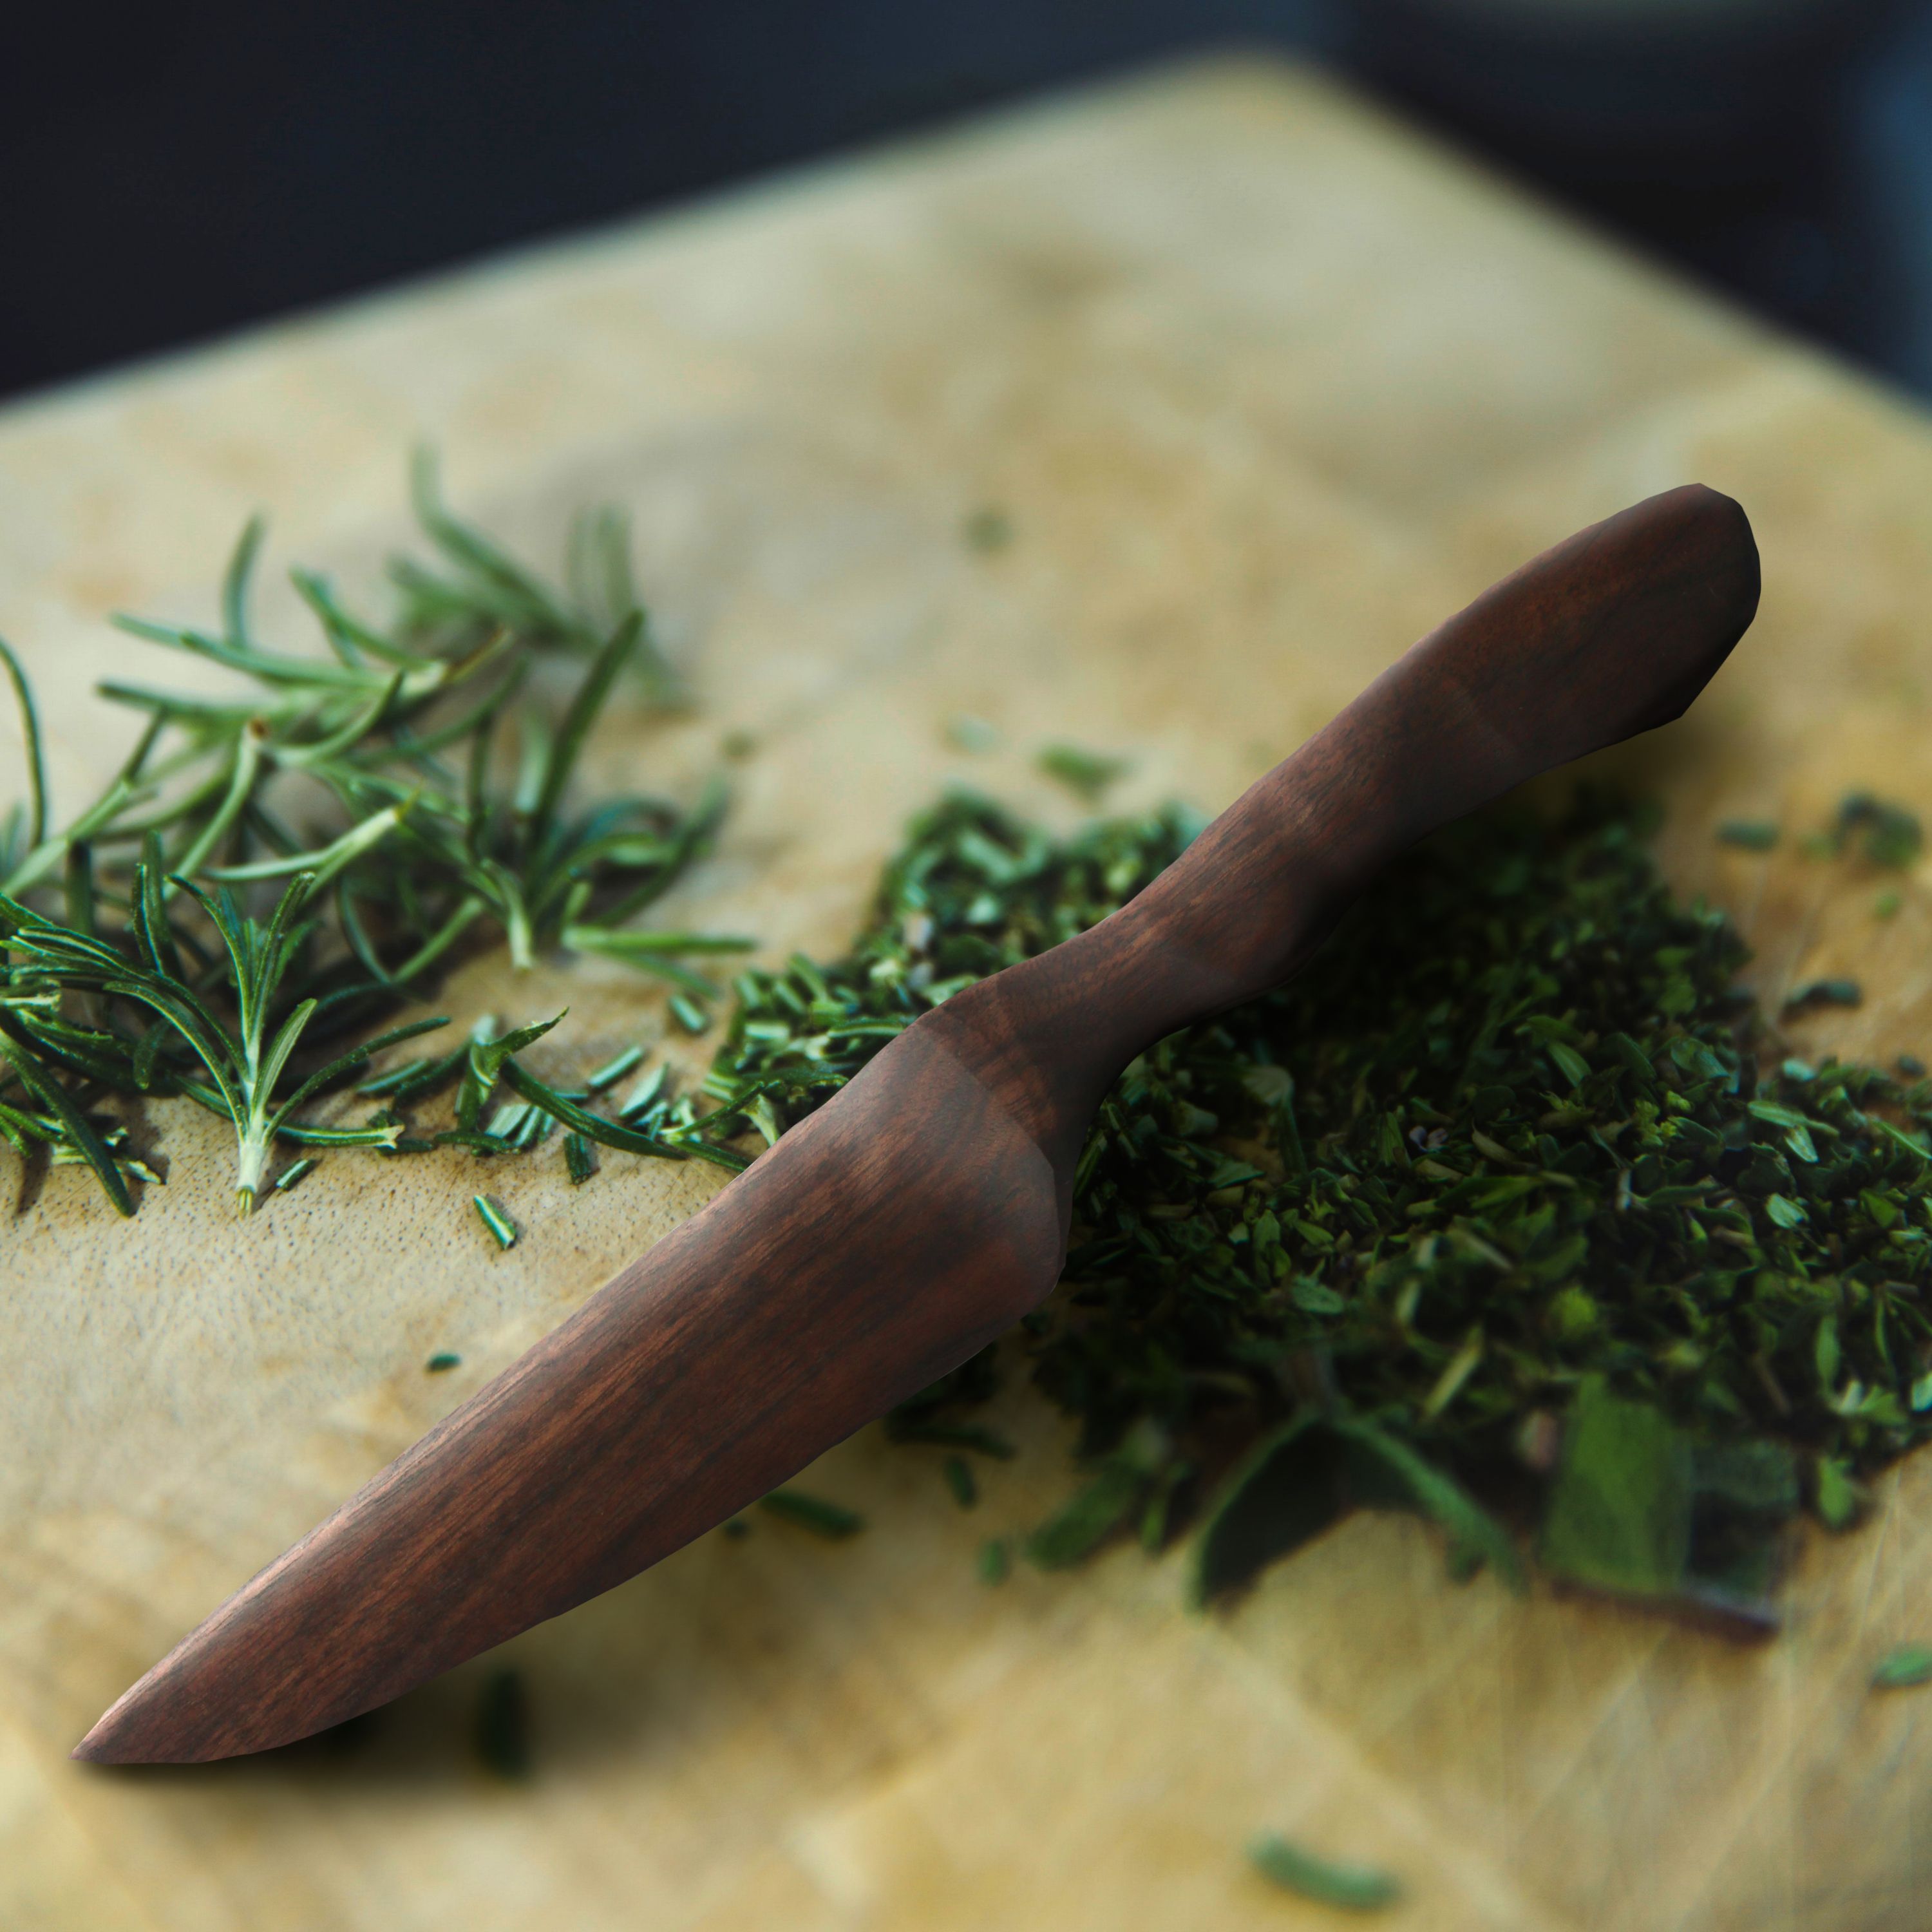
[74,485,1759,1765]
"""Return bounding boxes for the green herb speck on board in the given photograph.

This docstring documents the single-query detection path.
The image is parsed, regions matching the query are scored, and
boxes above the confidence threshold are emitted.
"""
[476,1667,531,1779]
[759,1488,865,1539]
[473,1195,517,1250]
[963,507,1013,553]
[1248,1833,1401,1913]
[1872,1644,1932,1690]
[1037,743,1130,803]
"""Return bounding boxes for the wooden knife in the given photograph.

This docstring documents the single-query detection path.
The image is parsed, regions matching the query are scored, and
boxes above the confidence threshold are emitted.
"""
[75,484,1759,1763]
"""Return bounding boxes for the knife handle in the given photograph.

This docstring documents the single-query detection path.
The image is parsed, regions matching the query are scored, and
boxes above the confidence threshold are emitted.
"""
[934,485,1759,1170]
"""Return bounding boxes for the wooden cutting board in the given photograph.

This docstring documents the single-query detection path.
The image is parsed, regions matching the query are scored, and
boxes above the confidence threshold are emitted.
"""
[6,54,1932,1931]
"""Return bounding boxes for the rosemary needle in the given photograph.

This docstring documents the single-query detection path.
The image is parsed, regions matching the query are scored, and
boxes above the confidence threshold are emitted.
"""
[473,1195,517,1250]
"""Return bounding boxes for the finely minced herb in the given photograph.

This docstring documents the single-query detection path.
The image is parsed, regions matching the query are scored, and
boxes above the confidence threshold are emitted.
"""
[687,787,1932,1618]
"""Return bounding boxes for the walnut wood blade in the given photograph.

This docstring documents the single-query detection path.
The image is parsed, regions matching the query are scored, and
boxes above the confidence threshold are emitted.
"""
[76,485,1758,1764]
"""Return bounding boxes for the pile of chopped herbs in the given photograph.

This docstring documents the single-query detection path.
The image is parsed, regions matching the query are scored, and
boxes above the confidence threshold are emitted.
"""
[693,788,1932,1622]
[0,459,744,1213]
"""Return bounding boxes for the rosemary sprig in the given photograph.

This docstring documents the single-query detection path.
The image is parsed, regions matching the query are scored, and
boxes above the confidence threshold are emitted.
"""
[1,464,734,1213]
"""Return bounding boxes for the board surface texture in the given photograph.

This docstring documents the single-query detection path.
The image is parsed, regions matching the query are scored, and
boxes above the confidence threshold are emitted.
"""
[4,55,1932,1931]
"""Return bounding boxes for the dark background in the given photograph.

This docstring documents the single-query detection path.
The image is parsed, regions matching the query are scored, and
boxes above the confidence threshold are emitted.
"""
[6,1,1932,404]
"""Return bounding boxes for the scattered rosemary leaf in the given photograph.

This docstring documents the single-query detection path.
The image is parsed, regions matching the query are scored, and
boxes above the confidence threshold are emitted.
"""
[1871,1643,1932,1690]
[1783,978,1862,1013]
[564,1131,596,1184]
[274,1156,319,1193]
[1025,1462,1146,1569]
[1193,1413,1522,1605]
[962,507,1013,553]
[425,1352,461,1372]
[978,1537,1011,1585]
[1814,1454,1861,1530]
[475,1667,531,1779]
[1837,792,1922,869]
[586,1045,645,1093]
[1716,820,1779,851]
[942,1455,978,1509]
[758,1488,864,1539]
[1540,1378,1691,1599]
[473,1194,517,1251]
[668,993,710,1034]
[1037,743,1130,802]
[1191,1417,1342,1603]
[1248,1834,1401,1913]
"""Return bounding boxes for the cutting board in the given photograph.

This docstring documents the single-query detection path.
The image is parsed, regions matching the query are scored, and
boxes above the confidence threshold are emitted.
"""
[6,55,1932,1931]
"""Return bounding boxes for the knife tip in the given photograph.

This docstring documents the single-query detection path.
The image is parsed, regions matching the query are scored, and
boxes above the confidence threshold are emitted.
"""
[71,1681,152,1763]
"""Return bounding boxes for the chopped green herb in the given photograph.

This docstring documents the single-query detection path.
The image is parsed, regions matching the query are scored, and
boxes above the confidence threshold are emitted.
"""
[1540,1378,1692,1598]
[1871,1643,1932,1689]
[1193,1412,1521,1605]
[668,993,710,1034]
[586,1045,645,1093]
[758,1488,864,1539]
[942,1455,978,1508]
[475,1667,531,1779]
[962,507,1013,554]
[1037,743,1130,802]
[1248,1833,1401,1913]
[1784,978,1862,1013]
[977,1537,1011,1585]
[1814,1454,1861,1530]
[274,1156,319,1193]
[1716,820,1779,851]
[425,1351,461,1372]
[564,1132,596,1184]
[1836,793,1922,869]
[473,1194,517,1250]
[687,788,1932,1620]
